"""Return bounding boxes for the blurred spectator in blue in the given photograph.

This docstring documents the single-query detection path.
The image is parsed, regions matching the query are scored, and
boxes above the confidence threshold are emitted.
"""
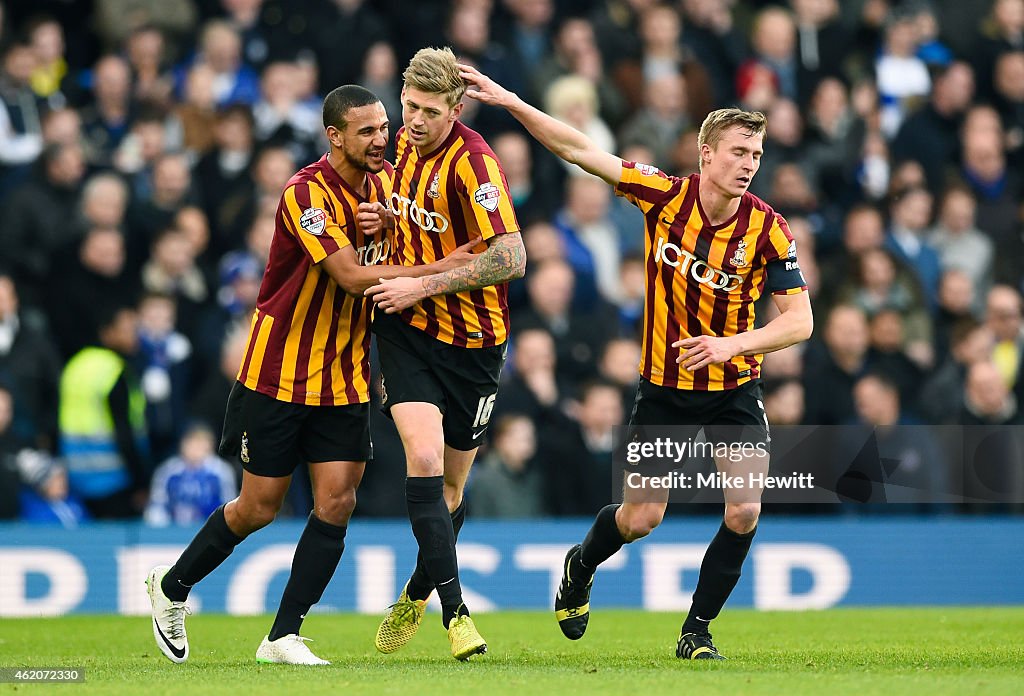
[195,244,262,368]
[15,448,89,526]
[0,273,61,451]
[541,379,623,516]
[910,1,953,67]
[958,106,1024,282]
[876,8,931,138]
[885,186,942,308]
[313,0,389,96]
[469,414,545,519]
[253,61,320,164]
[803,304,872,424]
[972,0,1024,102]
[0,141,86,310]
[124,24,175,108]
[919,317,993,424]
[59,305,150,519]
[985,284,1024,405]
[47,227,139,359]
[928,185,994,297]
[80,55,134,168]
[613,253,645,337]
[136,293,193,463]
[618,72,691,173]
[554,175,621,303]
[0,41,46,196]
[508,221,569,312]
[180,20,260,106]
[144,422,236,526]
[892,61,974,196]
[496,0,556,104]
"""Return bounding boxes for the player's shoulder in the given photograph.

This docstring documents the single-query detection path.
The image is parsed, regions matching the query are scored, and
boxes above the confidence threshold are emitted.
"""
[743,189,780,219]
[451,121,498,161]
[282,157,327,193]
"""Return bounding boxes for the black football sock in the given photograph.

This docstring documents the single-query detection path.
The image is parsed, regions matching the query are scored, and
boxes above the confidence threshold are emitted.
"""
[406,476,465,628]
[407,498,467,602]
[575,504,625,581]
[162,504,244,602]
[268,513,347,641]
[682,522,757,634]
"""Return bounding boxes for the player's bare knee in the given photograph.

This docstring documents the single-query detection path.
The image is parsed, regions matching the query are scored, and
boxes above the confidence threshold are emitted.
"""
[620,506,664,541]
[406,445,444,477]
[724,503,760,534]
[315,489,357,526]
[443,483,464,512]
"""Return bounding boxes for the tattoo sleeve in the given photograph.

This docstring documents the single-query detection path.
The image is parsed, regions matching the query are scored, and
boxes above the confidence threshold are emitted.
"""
[422,233,526,296]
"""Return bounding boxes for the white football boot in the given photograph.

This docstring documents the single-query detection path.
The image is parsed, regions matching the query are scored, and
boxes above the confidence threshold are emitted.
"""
[146,565,191,663]
[255,635,330,665]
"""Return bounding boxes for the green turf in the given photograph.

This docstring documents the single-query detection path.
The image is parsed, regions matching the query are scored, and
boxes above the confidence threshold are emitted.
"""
[1,609,1022,695]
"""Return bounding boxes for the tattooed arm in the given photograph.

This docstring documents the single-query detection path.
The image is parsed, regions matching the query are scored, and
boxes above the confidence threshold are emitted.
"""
[364,233,526,313]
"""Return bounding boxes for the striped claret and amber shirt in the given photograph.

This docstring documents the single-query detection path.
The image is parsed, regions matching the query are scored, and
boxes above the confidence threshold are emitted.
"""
[616,163,807,392]
[388,120,519,348]
[237,154,393,406]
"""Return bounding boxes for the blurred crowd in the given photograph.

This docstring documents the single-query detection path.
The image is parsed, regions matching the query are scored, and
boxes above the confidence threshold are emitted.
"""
[1,0,1023,525]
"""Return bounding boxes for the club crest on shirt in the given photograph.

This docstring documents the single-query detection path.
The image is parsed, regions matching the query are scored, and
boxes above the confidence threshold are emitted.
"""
[240,431,250,463]
[427,172,441,199]
[299,207,327,235]
[730,239,748,267]
[473,182,501,212]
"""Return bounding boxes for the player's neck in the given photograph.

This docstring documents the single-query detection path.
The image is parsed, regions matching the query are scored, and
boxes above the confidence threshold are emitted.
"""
[327,151,368,196]
[697,176,742,226]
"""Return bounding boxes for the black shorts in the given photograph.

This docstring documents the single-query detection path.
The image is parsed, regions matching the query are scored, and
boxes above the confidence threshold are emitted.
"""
[373,312,506,451]
[219,381,372,477]
[629,377,769,447]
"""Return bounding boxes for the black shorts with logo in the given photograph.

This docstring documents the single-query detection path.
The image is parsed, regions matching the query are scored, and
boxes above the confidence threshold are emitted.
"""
[219,381,372,477]
[629,377,770,447]
[373,312,506,451]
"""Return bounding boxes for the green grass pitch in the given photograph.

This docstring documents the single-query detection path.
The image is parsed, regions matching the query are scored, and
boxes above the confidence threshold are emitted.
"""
[2,609,1023,695]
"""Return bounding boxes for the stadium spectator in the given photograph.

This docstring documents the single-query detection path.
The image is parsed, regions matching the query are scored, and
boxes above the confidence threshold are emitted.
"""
[679,0,745,106]
[124,24,174,108]
[790,0,850,95]
[495,327,564,425]
[253,61,321,164]
[597,336,642,416]
[745,6,800,103]
[312,0,389,96]
[59,305,150,519]
[184,20,260,107]
[762,377,805,426]
[884,186,942,308]
[188,320,248,437]
[15,447,89,526]
[360,42,402,131]
[492,131,558,225]
[80,55,134,168]
[0,40,46,195]
[876,8,931,138]
[891,61,975,196]
[541,379,623,516]
[805,77,866,206]
[127,152,197,256]
[0,273,61,452]
[934,269,981,362]
[194,104,256,250]
[144,423,236,526]
[972,0,1024,102]
[469,414,545,519]
[992,50,1024,159]
[985,284,1024,403]
[918,318,994,424]
[928,185,994,297]
[803,305,871,425]
[170,63,219,158]
[553,175,621,302]
[618,71,690,173]
[544,75,616,177]
[141,226,210,344]
[136,293,192,463]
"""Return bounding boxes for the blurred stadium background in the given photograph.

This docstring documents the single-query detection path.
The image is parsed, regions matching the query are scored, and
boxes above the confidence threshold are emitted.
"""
[2,0,1024,620]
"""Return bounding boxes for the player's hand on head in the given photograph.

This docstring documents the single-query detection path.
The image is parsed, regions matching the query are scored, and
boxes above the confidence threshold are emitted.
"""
[457,63,508,106]
[364,276,428,313]
[357,201,391,236]
[673,335,739,371]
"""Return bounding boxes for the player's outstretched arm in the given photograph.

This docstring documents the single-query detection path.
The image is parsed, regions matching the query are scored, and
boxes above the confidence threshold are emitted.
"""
[673,291,813,371]
[322,235,480,297]
[365,232,526,313]
[458,63,622,185]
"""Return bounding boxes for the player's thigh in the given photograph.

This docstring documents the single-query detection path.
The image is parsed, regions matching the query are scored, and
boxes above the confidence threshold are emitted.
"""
[435,342,506,451]
[375,313,447,416]
[219,381,305,478]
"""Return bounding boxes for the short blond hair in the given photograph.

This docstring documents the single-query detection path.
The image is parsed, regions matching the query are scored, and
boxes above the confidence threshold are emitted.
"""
[697,108,767,170]
[403,47,466,107]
